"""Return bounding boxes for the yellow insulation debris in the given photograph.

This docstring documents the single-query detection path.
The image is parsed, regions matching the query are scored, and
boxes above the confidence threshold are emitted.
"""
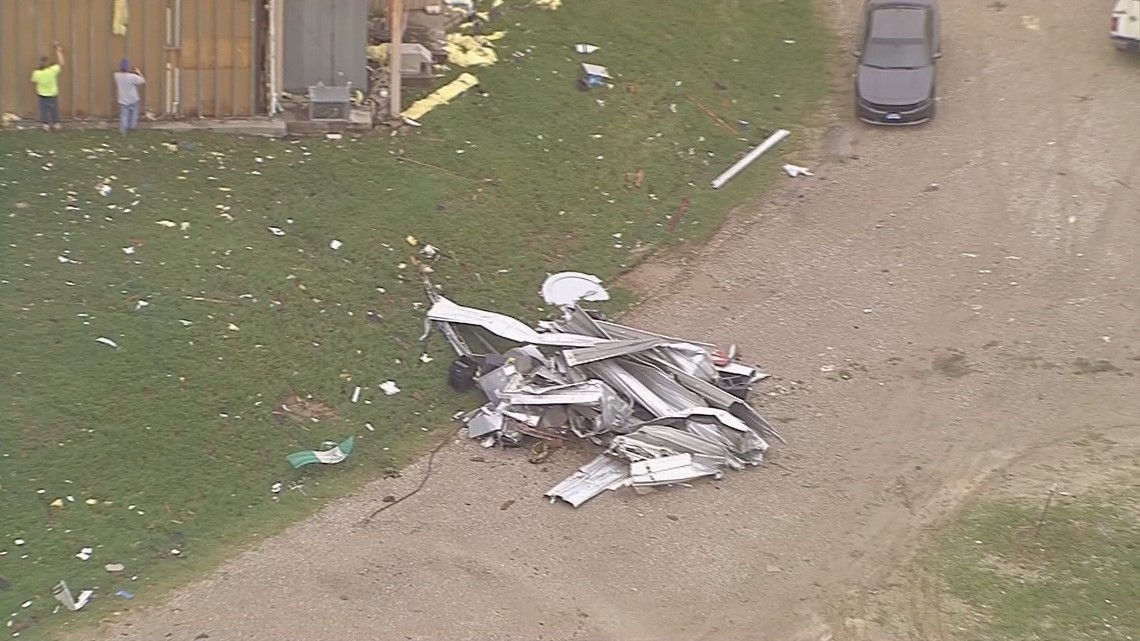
[367,43,390,64]
[112,0,129,36]
[401,73,479,121]
[446,32,505,67]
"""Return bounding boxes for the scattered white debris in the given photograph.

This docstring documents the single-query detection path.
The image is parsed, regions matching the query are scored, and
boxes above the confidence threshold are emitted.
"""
[95,337,119,349]
[75,547,93,561]
[365,422,375,432]
[227,323,240,331]
[351,386,362,403]
[268,226,286,236]
[97,184,112,197]
[783,39,796,44]
[14,539,26,546]
[329,239,343,250]
[379,381,401,396]
[326,133,343,140]
[180,221,191,231]
[419,353,434,363]
[574,43,600,54]
[122,246,135,255]
[134,300,149,311]
[270,482,283,494]
[782,163,813,178]
[420,244,439,259]
[104,563,124,572]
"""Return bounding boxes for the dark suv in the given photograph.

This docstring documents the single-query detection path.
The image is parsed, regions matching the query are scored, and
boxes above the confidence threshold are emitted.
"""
[855,0,941,125]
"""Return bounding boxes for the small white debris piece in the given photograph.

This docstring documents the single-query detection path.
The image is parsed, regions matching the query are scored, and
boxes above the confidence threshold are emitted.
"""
[405,235,418,246]
[365,422,375,432]
[21,600,33,608]
[96,337,119,349]
[396,262,408,270]
[420,244,439,258]
[156,220,177,228]
[329,239,343,250]
[75,547,93,561]
[268,226,286,236]
[180,221,191,231]
[782,164,813,178]
[97,184,112,197]
[134,300,149,311]
[351,386,362,403]
[419,353,434,363]
[227,323,240,331]
[326,133,343,140]
[178,319,193,326]
[170,548,182,556]
[379,380,401,396]
[14,538,26,546]
[783,39,796,44]
[58,255,74,263]
[53,581,94,611]
[122,246,135,255]
[270,482,283,494]
[574,43,600,54]
[104,563,125,572]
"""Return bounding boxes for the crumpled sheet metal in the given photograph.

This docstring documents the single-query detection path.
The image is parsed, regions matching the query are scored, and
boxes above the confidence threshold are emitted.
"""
[560,337,665,368]
[630,453,721,486]
[546,455,630,507]
[499,379,634,435]
[428,297,610,347]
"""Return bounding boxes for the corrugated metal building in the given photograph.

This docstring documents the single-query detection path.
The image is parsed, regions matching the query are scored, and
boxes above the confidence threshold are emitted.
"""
[0,0,264,120]
[0,0,371,122]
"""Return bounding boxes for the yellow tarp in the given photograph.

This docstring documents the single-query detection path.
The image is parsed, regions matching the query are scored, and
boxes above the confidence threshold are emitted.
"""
[401,73,479,121]
[445,32,505,67]
[112,0,129,36]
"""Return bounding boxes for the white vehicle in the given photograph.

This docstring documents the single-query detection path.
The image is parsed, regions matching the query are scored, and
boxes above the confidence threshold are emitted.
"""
[1111,0,1140,51]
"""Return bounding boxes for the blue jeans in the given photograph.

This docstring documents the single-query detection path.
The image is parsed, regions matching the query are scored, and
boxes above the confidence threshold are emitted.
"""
[38,96,59,125]
[119,101,140,133]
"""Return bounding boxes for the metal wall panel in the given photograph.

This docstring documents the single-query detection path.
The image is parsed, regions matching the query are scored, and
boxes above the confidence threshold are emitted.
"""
[282,0,369,93]
[0,0,263,120]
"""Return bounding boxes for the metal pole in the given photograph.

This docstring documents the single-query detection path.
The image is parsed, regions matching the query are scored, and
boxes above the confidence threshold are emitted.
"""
[388,0,403,122]
[710,129,790,190]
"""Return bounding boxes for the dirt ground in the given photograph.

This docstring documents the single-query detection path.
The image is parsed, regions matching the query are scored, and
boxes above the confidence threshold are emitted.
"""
[75,1,1139,640]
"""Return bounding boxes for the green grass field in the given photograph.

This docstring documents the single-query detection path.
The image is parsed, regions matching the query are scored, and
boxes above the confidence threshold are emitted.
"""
[0,0,826,633]
[933,491,1140,640]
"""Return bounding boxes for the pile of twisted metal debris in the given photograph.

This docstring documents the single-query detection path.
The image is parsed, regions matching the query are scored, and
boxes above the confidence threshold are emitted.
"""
[421,271,782,507]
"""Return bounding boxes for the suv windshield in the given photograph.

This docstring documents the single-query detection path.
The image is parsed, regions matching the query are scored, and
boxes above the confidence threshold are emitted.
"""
[862,37,930,69]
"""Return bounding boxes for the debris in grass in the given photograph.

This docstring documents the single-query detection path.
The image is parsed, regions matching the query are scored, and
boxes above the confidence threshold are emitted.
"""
[155,220,176,228]
[104,563,124,573]
[580,63,612,89]
[270,482,283,494]
[351,386,362,403]
[782,163,813,178]
[420,244,439,259]
[711,129,791,189]
[379,381,401,396]
[287,435,356,468]
[329,239,343,250]
[52,581,93,611]
[122,246,135,255]
[267,226,286,236]
[95,337,119,349]
[540,271,611,306]
[75,547,93,561]
[115,589,134,599]
[574,43,600,54]
[419,353,434,363]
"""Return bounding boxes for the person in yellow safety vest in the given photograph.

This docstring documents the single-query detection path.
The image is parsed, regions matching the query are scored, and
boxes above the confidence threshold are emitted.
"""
[30,42,66,131]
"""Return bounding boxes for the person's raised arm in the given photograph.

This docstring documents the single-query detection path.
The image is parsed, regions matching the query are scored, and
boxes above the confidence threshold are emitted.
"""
[53,41,66,68]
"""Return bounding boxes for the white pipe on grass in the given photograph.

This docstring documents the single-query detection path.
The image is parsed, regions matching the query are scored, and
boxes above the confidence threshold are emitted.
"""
[710,129,790,189]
